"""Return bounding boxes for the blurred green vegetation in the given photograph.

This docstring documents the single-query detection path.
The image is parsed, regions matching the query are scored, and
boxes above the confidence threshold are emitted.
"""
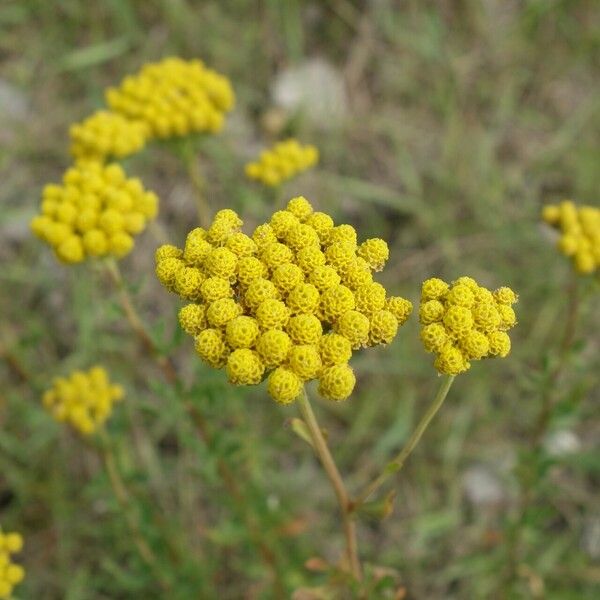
[1,0,599,598]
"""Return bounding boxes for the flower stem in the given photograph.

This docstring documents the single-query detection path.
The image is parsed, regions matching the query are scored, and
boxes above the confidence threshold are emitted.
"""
[181,140,211,228]
[353,375,455,508]
[296,388,362,581]
[98,430,169,590]
[103,258,177,384]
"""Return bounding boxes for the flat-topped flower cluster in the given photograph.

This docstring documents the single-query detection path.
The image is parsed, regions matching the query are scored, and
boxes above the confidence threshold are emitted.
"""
[155,197,412,403]
[42,366,124,435]
[419,277,518,375]
[542,201,600,274]
[245,139,319,187]
[0,529,24,599]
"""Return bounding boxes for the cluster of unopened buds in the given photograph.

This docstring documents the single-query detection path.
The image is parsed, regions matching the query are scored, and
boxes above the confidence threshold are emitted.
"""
[542,201,600,274]
[30,162,158,263]
[419,277,518,375]
[155,197,413,403]
[42,366,124,435]
[245,139,319,186]
[0,529,25,599]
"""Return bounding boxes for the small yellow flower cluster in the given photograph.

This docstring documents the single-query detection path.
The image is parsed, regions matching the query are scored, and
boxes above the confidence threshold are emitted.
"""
[106,57,235,139]
[0,530,25,599]
[419,277,518,376]
[542,201,600,274]
[42,366,124,435]
[155,197,411,404]
[69,110,149,161]
[245,139,319,186]
[30,162,158,263]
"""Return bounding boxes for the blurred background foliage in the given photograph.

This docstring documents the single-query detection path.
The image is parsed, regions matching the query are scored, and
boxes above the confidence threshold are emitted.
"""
[0,0,599,598]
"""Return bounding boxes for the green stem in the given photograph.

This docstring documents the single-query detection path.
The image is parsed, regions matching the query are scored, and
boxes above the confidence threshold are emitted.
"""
[181,140,211,227]
[353,375,455,508]
[297,388,362,581]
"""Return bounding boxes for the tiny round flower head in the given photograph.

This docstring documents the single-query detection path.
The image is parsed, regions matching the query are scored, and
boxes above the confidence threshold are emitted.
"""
[318,364,356,402]
[226,316,260,349]
[306,211,334,243]
[385,296,413,325]
[358,238,389,271]
[207,219,235,246]
[473,286,495,304]
[245,278,280,310]
[226,349,265,385]
[237,256,268,286]
[342,259,374,290]
[295,245,326,272]
[319,333,352,366]
[472,301,501,332]
[434,345,470,376]
[195,328,230,368]
[445,284,475,308]
[186,227,207,242]
[256,330,292,368]
[334,310,370,349]
[261,242,294,270]
[268,367,303,404]
[201,276,232,303]
[421,278,449,301]
[369,310,399,345]
[155,257,185,290]
[459,330,490,360]
[558,234,578,256]
[542,204,560,224]
[246,142,318,186]
[487,331,511,357]
[286,196,314,221]
[272,263,305,295]
[0,528,25,598]
[252,223,278,249]
[497,304,517,330]
[452,276,479,291]
[494,286,518,305]
[309,265,341,292]
[285,224,321,252]
[184,236,213,266]
[354,282,387,315]
[270,210,300,239]
[286,314,323,345]
[443,305,474,336]
[255,298,290,330]
[109,232,135,258]
[179,303,207,336]
[205,247,238,279]
[206,298,241,327]
[419,300,445,324]
[420,323,449,353]
[226,232,257,257]
[287,344,322,380]
[214,209,243,230]
[56,235,85,264]
[320,285,355,322]
[174,266,205,301]
[286,283,321,315]
[325,242,356,273]
[328,224,357,248]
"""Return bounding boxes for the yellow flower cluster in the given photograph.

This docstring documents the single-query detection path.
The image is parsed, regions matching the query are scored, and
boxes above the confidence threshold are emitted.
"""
[155,197,412,404]
[245,139,319,186]
[42,366,124,435]
[0,530,24,599]
[30,162,158,263]
[419,277,518,376]
[69,110,149,161]
[106,57,235,139]
[542,201,600,274]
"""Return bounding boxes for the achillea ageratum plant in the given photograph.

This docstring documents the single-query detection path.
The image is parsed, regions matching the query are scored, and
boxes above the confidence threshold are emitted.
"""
[69,110,149,162]
[0,529,25,599]
[30,162,158,263]
[542,200,600,274]
[245,139,319,186]
[155,197,412,403]
[419,277,518,375]
[106,57,235,139]
[42,366,124,435]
